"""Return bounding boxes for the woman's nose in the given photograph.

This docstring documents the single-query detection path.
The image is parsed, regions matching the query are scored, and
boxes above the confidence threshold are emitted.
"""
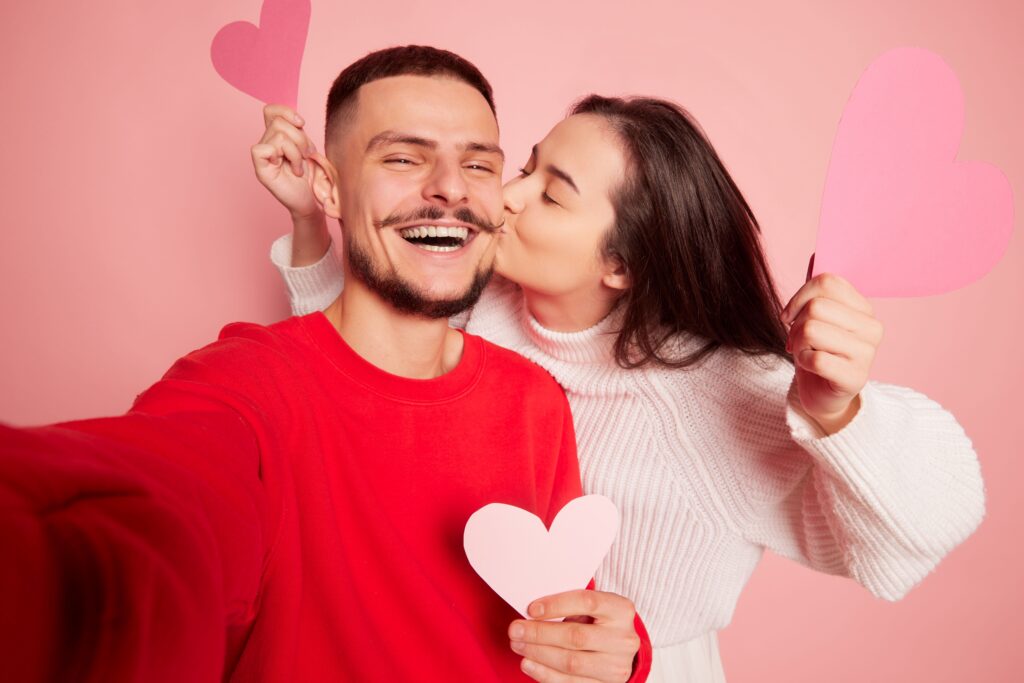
[502,178,525,214]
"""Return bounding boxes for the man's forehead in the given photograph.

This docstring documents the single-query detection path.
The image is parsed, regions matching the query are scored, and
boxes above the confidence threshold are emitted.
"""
[352,76,498,137]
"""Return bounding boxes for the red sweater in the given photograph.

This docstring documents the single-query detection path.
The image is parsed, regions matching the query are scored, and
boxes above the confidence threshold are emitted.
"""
[1,313,651,682]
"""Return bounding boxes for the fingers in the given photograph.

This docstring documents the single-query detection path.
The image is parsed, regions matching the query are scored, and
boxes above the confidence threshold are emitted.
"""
[250,141,280,166]
[785,297,884,346]
[793,349,864,396]
[786,317,876,361]
[277,135,306,177]
[258,105,317,178]
[513,645,623,683]
[509,619,640,657]
[782,273,872,325]
[789,321,873,393]
[510,592,641,683]
[259,117,316,154]
[528,590,635,623]
[263,103,304,129]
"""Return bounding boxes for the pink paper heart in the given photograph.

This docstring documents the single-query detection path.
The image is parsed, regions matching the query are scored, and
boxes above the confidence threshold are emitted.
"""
[813,48,1014,297]
[210,0,311,107]
[464,495,619,619]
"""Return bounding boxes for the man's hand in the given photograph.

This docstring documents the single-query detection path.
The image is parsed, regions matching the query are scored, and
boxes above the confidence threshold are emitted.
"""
[781,272,885,435]
[250,104,322,221]
[508,590,640,683]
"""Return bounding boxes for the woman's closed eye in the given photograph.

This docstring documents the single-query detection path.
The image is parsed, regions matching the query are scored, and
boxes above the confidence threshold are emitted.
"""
[517,167,559,206]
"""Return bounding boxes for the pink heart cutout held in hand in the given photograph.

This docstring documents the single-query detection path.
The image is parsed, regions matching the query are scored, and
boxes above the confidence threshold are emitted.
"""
[211,0,311,107]
[814,48,1013,297]
[464,495,619,619]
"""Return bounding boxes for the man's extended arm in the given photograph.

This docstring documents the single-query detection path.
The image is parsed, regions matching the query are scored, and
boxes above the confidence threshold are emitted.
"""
[0,341,276,682]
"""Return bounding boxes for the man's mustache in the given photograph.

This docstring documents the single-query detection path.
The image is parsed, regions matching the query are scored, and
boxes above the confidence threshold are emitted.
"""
[374,206,504,233]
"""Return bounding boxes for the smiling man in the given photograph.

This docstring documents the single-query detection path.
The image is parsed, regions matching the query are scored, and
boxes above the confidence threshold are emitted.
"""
[0,46,649,682]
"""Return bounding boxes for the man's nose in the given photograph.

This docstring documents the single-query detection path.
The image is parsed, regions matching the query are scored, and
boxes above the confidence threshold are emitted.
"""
[422,159,469,206]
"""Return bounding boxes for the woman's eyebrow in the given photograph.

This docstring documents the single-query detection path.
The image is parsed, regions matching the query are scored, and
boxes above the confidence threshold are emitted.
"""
[532,144,579,194]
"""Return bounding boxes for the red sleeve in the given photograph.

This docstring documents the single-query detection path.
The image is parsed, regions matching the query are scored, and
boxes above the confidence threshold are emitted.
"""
[628,610,653,682]
[0,347,276,682]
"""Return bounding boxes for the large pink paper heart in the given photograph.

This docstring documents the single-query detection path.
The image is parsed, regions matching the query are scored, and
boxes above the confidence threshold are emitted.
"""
[210,0,311,107]
[464,495,619,619]
[813,48,1014,297]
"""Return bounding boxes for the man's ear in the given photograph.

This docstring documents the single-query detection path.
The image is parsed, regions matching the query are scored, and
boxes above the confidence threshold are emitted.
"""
[307,152,343,220]
[602,255,631,292]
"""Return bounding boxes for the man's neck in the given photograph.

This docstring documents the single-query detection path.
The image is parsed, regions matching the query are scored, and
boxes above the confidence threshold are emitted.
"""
[322,279,464,380]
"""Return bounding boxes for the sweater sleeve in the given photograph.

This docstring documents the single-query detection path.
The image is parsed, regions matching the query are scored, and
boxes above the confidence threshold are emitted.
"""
[270,233,345,315]
[726,357,985,601]
[269,233,472,329]
[0,342,278,682]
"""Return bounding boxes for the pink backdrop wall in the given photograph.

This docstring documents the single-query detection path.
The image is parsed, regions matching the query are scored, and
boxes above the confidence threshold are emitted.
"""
[1,0,1021,680]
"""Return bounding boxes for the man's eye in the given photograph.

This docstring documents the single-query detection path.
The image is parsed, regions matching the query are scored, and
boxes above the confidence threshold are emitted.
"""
[466,164,494,173]
[385,158,414,165]
[518,167,531,176]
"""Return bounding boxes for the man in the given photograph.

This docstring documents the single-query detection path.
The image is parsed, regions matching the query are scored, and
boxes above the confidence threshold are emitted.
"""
[0,46,650,681]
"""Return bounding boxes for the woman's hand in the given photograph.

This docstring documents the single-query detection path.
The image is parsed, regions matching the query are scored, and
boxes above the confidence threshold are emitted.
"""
[781,272,884,435]
[250,104,322,220]
[508,590,641,683]
[250,104,331,267]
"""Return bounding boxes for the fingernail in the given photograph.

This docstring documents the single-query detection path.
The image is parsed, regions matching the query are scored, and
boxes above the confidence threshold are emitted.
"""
[510,640,525,654]
[510,623,524,639]
[522,659,536,673]
[529,602,544,617]
[294,114,304,125]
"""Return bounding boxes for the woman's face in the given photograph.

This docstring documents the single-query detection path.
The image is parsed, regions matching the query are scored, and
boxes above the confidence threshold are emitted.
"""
[496,114,629,301]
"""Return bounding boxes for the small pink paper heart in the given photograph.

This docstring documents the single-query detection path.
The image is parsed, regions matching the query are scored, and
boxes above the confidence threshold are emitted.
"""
[210,0,311,107]
[813,48,1014,297]
[464,495,619,619]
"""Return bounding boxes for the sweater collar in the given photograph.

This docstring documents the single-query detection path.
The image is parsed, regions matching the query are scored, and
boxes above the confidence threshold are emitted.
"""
[518,300,622,365]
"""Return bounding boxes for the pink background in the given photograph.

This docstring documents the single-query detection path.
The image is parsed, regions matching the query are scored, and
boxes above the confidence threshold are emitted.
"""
[1,0,1021,680]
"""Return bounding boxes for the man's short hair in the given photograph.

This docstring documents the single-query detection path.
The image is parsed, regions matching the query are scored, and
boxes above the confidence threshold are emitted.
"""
[325,45,497,143]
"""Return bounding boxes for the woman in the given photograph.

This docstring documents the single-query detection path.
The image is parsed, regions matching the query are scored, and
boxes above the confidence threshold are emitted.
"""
[252,97,984,681]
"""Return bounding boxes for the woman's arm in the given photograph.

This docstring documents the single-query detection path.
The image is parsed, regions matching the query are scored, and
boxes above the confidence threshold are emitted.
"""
[717,271,986,600]
[251,104,348,316]
[727,359,985,601]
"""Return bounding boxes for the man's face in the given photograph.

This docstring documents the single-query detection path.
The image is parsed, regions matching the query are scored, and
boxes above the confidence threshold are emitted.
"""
[328,75,505,318]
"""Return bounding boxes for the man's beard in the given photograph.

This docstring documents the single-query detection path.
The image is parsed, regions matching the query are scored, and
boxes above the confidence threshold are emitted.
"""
[345,234,493,319]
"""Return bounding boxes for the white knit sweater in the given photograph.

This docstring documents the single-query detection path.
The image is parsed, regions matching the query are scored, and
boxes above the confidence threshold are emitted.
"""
[271,235,985,651]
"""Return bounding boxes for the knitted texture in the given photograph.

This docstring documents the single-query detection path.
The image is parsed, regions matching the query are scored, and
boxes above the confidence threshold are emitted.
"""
[272,236,986,648]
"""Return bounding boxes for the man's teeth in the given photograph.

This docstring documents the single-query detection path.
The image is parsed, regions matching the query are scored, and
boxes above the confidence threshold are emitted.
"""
[398,225,471,253]
[417,244,460,252]
[399,226,470,240]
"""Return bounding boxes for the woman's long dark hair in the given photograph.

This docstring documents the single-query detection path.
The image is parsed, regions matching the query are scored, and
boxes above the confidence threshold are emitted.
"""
[570,95,790,368]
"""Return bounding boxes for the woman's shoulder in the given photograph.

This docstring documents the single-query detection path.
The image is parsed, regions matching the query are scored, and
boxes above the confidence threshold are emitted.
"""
[464,275,522,336]
[645,333,795,407]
